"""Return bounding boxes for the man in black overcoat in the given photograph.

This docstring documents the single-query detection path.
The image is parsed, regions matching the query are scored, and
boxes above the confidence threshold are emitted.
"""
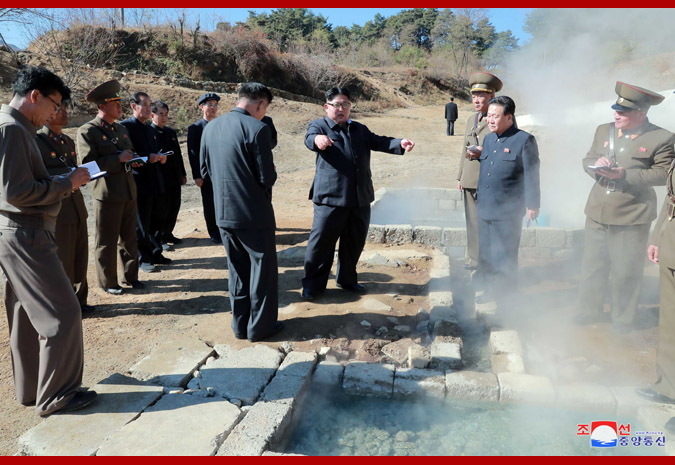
[445,97,458,136]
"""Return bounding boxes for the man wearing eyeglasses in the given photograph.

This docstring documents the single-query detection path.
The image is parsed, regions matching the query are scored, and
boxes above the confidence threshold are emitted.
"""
[0,66,96,416]
[36,102,92,313]
[301,87,415,300]
[188,93,221,244]
[77,80,141,295]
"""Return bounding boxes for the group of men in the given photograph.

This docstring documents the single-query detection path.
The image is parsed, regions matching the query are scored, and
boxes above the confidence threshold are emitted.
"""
[1,63,674,434]
[453,72,675,430]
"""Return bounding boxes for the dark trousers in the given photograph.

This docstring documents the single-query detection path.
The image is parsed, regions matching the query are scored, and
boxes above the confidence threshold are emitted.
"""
[302,203,370,292]
[136,193,168,263]
[55,219,88,306]
[446,120,455,136]
[0,228,83,416]
[94,199,139,289]
[477,216,522,297]
[200,177,220,241]
[221,227,278,341]
[162,187,182,240]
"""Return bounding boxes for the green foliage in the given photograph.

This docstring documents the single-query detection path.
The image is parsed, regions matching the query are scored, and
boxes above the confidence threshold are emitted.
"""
[171,106,192,134]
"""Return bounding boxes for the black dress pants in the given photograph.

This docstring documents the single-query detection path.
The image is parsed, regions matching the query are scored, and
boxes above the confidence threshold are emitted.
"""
[136,193,166,264]
[200,177,220,241]
[477,215,522,298]
[302,203,370,292]
[162,187,182,240]
[220,227,278,341]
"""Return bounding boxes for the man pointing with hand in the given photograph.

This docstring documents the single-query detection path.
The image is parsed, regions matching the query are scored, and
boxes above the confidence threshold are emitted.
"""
[301,87,414,301]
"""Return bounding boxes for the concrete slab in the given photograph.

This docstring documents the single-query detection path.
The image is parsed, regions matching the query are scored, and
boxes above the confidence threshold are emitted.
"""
[384,224,413,244]
[393,368,445,400]
[408,344,431,369]
[536,227,565,248]
[555,383,617,414]
[217,401,293,456]
[611,386,663,418]
[97,394,241,456]
[443,228,467,247]
[491,353,525,374]
[445,371,499,402]
[260,373,310,405]
[343,362,395,398]
[366,225,385,244]
[276,351,317,379]
[430,338,462,370]
[498,373,556,404]
[489,330,523,355]
[413,226,443,246]
[18,374,163,456]
[433,319,462,338]
[381,338,415,365]
[199,345,283,405]
[128,340,214,387]
[312,360,344,386]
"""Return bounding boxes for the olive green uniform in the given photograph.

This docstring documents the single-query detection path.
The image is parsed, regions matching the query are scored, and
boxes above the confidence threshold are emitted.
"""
[77,116,138,289]
[578,120,675,325]
[36,127,89,306]
[457,112,490,268]
[648,160,675,399]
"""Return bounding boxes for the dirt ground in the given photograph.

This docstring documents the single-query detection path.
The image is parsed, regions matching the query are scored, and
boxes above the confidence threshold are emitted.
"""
[0,96,662,455]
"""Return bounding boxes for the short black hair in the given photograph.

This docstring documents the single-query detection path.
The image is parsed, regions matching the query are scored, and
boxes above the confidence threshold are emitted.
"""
[152,100,169,113]
[326,87,351,102]
[130,91,150,105]
[13,66,70,101]
[238,82,273,103]
[450,97,454,101]
[488,95,516,116]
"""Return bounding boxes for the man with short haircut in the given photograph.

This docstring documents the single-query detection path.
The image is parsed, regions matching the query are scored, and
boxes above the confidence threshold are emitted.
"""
[35,102,92,312]
[301,87,415,300]
[457,72,503,271]
[120,92,169,271]
[151,100,187,246]
[201,82,283,342]
[188,92,221,244]
[77,80,141,295]
[576,81,675,334]
[476,95,540,308]
[445,97,458,136]
[0,66,96,416]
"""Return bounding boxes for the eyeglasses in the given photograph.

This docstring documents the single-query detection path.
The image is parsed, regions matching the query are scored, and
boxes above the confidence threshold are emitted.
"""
[44,94,62,113]
[326,102,352,110]
[204,103,219,108]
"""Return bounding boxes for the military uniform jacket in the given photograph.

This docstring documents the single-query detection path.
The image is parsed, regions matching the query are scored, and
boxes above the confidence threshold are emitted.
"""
[583,120,675,225]
[650,159,675,268]
[477,124,541,220]
[36,127,88,225]
[0,105,73,232]
[305,116,403,207]
[200,107,276,229]
[457,112,490,189]
[77,116,136,203]
[187,118,207,180]
[151,123,186,191]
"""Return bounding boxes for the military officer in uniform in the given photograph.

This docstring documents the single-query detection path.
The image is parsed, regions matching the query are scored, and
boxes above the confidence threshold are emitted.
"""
[188,92,221,244]
[575,81,675,333]
[638,156,675,428]
[36,103,92,312]
[77,80,142,295]
[457,72,503,271]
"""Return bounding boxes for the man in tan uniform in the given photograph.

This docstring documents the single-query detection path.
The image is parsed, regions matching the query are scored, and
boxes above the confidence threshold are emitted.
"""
[457,72,503,270]
[36,103,92,312]
[639,157,675,431]
[0,66,96,416]
[576,81,675,333]
[77,80,141,295]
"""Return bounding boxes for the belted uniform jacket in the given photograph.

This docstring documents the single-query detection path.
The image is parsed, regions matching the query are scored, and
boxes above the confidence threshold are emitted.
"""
[457,112,490,189]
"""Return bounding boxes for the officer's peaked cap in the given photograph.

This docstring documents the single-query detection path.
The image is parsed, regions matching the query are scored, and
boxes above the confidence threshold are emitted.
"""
[85,80,122,105]
[469,72,503,94]
[611,81,664,112]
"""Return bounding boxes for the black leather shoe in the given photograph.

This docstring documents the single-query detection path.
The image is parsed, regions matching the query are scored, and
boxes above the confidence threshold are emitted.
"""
[210,236,222,244]
[248,322,285,343]
[234,332,247,340]
[165,235,183,244]
[105,286,124,295]
[336,283,367,293]
[162,243,174,252]
[152,254,172,265]
[635,387,675,404]
[123,280,145,289]
[301,288,316,301]
[59,390,98,413]
[80,304,95,313]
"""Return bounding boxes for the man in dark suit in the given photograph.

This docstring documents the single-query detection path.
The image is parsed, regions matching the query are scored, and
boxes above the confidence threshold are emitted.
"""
[476,95,540,307]
[188,92,221,244]
[150,100,187,247]
[120,91,170,273]
[200,82,283,343]
[445,97,458,136]
[301,87,415,300]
